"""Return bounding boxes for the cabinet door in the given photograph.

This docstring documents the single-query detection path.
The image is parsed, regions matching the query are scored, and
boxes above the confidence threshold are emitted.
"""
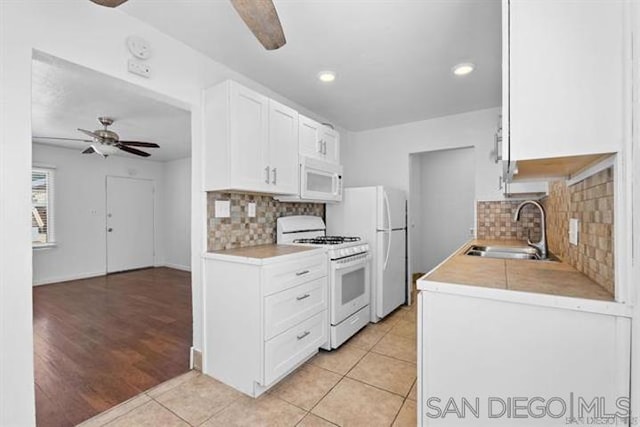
[268,100,299,195]
[299,115,324,161]
[320,127,340,165]
[230,83,269,191]
[507,0,626,161]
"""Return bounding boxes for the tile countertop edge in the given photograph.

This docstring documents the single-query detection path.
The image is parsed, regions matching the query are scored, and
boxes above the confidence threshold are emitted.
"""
[416,239,631,318]
[202,245,325,266]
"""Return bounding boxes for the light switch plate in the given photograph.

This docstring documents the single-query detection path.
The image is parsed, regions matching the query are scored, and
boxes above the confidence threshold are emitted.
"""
[247,202,256,218]
[215,200,230,218]
[569,218,579,245]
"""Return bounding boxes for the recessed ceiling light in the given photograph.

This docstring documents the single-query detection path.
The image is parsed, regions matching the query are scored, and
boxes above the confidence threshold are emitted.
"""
[452,63,475,76]
[317,71,336,83]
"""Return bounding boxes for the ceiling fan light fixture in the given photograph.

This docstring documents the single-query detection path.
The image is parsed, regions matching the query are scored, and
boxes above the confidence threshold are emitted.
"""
[317,71,336,83]
[452,62,475,76]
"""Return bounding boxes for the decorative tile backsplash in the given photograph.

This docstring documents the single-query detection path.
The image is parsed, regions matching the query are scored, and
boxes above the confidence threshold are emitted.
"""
[542,168,614,294]
[477,167,614,294]
[476,201,542,242]
[207,192,325,251]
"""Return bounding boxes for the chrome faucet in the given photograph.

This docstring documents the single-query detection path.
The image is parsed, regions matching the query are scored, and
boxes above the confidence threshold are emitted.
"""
[513,200,547,259]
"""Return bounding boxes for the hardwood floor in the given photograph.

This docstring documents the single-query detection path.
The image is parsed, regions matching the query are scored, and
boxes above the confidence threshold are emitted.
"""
[33,267,192,427]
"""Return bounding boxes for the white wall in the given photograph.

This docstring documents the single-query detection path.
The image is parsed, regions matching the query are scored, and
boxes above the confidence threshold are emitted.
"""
[0,2,340,424]
[163,157,191,271]
[342,107,502,200]
[342,107,502,278]
[415,148,476,273]
[31,144,193,285]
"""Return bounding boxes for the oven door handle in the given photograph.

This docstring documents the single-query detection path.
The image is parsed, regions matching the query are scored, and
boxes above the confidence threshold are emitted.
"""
[333,255,370,270]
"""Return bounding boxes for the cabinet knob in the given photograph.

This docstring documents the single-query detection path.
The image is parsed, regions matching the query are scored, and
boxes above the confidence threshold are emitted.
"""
[272,168,277,185]
[264,166,270,184]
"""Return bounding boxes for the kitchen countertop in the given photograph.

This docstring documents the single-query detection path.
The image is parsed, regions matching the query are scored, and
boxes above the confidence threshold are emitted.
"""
[420,240,614,302]
[203,244,324,265]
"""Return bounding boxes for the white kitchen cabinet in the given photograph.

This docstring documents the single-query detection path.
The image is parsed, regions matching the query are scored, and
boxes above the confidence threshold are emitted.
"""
[503,0,627,162]
[268,100,299,194]
[299,115,340,165]
[320,126,340,164]
[203,249,327,397]
[203,80,298,195]
[417,290,631,426]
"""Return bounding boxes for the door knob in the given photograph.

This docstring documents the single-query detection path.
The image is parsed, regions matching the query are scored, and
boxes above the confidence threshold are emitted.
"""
[108,228,113,232]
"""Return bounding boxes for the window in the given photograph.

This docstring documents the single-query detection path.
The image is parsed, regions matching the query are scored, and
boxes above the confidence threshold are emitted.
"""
[32,167,55,246]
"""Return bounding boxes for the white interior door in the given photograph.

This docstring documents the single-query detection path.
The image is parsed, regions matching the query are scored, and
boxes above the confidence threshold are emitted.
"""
[106,176,155,273]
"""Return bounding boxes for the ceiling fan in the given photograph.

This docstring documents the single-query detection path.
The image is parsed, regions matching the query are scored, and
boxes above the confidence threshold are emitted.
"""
[89,0,286,50]
[35,117,160,158]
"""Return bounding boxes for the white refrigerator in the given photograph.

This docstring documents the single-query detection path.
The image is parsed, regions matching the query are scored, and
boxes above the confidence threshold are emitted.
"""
[327,186,407,322]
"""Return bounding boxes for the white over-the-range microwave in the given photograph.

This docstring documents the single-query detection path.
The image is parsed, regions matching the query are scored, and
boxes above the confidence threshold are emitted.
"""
[275,156,343,203]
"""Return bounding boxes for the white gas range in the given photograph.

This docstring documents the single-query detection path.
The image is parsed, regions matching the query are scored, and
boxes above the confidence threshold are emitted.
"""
[277,216,371,349]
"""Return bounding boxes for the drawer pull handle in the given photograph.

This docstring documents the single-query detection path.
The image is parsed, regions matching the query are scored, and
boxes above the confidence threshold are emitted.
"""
[295,270,310,276]
[296,293,311,301]
[297,331,311,340]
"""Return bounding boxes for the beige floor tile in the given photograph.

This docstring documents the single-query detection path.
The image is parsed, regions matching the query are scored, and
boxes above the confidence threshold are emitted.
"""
[389,319,417,340]
[312,377,403,426]
[270,364,341,410]
[153,373,242,425]
[371,332,417,363]
[373,312,401,332]
[296,413,337,426]
[392,399,417,427]
[308,344,366,375]
[104,401,188,427]
[146,370,201,398]
[396,306,417,323]
[202,394,306,427]
[347,352,416,396]
[407,380,417,401]
[346,324,387,351]
[78,394,152,427]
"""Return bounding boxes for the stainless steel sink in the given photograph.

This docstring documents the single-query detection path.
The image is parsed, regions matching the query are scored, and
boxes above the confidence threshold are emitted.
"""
[465,245,557,261]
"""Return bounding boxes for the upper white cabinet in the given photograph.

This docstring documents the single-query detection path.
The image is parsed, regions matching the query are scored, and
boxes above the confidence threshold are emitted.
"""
[204,81,299,194]
[268,100,299,195]
[503,0,628,162]
[299,115,340,165]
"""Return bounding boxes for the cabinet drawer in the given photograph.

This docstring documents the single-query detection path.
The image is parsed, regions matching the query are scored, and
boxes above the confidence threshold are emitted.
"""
[263,311,327,386]
[264,277,327,340]
[263,253,326,296]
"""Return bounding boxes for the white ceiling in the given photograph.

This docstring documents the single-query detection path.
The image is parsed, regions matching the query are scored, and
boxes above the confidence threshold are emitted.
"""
[121,0,501,131]
[31,53,191,161]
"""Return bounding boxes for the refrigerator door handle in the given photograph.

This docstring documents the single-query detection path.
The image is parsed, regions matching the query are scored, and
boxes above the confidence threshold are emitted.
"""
[383,191,392,270]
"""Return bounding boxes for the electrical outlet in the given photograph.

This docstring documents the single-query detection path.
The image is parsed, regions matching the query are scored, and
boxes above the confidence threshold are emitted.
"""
[569,218,579,245]
[215,200,230,218]
[247,202,256,218]
[127,58,151,78]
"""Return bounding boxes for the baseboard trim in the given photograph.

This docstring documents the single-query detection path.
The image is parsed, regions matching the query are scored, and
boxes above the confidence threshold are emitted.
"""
[164,263,191,272]
[190,347,202,371]
[33,271,105,286]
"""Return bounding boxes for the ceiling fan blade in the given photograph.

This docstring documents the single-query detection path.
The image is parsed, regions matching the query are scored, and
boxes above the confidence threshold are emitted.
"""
[89,0,128,7]
[33,136,93,142]
[230,0,286,50]
[118,141,160,148]
[81,146,96,154]
[77,128,101,140]
[117,144,151,157]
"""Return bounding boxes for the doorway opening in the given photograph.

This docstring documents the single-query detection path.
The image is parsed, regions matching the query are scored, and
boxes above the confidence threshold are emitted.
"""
[31,52,193,426]
[408,147,476,297]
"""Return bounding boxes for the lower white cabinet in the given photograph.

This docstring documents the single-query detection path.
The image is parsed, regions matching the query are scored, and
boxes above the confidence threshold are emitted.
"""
[418,290,631,426]
[203,250,327,397]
